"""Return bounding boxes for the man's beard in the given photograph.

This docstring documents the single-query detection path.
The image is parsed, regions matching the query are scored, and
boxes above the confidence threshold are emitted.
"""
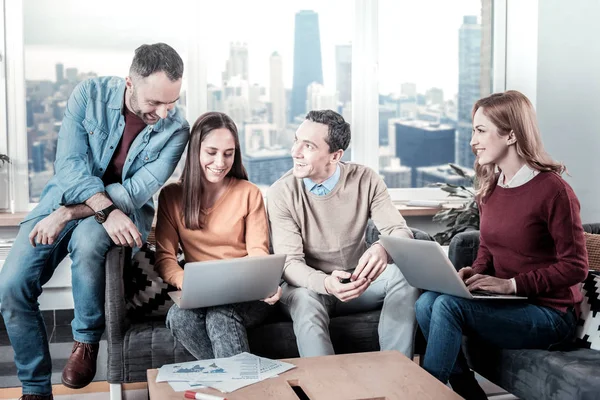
[129,88,159,124]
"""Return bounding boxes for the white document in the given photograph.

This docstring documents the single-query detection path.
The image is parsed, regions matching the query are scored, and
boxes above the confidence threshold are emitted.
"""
[156,355,260,383]
[158,352,296,393]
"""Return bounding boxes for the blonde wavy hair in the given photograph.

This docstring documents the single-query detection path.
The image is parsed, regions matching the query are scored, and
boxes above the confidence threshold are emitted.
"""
[472,90,565,201]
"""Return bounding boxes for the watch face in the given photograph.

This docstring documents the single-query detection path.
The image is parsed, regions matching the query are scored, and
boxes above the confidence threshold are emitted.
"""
[95,211,107,224]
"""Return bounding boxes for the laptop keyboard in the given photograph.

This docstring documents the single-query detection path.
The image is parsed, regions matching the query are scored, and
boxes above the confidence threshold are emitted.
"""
[471,290,496,296]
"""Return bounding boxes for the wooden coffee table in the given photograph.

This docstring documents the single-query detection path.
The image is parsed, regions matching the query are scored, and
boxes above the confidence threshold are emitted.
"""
[147,350,462,399]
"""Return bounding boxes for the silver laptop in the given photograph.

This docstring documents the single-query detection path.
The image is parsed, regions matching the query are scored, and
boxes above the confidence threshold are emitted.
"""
[168,254,286,309]
[378,235,526,300]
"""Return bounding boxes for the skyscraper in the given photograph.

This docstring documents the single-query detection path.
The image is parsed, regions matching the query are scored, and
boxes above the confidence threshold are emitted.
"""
[335,44,352,105]
[55,63,64,84]
[457,15,482,168]
[394,120,456,187]
[222,42,249,86]
[269,52,286,133]
[306,83,338,111]
[290,10,323,121]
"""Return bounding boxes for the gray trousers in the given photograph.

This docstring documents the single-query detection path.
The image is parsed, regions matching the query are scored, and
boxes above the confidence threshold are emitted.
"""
[280,264,419,358]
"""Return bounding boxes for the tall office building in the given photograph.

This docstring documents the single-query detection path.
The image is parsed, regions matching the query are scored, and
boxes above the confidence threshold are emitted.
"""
[222,42,249,85]
[55,63,64,84]
[379,105,397,146]
[31,141,45,173]
[335,44,352,105]
[306,83,338,111]
[394,120,455,187]
[244,122,278,154]
[65,67,78,83]
[269,52,286,133]
[381,159,412,188]
[426,87,444,105]
[457,15,482,168]
[244,149,293,186]
[290,10,323,121]
[401,82,417,98]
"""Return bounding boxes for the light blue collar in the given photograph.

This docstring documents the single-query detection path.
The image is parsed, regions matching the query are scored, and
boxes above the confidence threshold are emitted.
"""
[303,164,341,195]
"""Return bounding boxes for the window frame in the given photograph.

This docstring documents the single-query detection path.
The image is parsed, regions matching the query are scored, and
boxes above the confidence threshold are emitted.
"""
[2,0,508,212]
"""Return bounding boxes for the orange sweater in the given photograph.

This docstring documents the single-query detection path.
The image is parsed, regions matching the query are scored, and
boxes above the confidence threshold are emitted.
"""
[155,178,270,287]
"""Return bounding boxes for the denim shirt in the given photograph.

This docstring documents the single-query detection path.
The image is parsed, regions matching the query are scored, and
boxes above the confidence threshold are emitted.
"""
[25,76,190,242]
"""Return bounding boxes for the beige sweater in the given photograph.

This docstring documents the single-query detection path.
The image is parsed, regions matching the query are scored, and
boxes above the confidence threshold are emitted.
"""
[155,179,269,287]
[266,162,412,294]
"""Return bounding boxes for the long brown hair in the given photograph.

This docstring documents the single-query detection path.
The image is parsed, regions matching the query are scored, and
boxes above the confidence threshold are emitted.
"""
[472,90,565,201]
[181,111,248,230]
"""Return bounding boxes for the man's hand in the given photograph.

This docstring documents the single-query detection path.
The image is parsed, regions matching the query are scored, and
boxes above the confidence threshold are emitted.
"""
[465,274,515,294]
[352,243,389,281]
[262,286,282,306]
[102,209,142,247]
[458,266,476,281]
[324,270,370,302]
[29,207,71,247]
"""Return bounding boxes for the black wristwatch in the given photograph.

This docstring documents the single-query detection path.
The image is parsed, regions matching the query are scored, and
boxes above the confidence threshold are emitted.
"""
[94,204,118,224]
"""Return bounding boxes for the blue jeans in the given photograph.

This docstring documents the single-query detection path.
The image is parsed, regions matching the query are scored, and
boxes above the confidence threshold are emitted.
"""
[415,292,577,384]
[0,215,113,396]
[166,301,273,360]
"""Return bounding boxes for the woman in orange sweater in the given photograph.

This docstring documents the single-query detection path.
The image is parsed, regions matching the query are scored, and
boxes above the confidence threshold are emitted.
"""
[155,111,281,359]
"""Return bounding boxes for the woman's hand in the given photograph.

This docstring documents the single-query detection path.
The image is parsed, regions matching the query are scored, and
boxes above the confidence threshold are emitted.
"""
[465,274,515,294]
[262,286,282,305]
[458,266,476,281]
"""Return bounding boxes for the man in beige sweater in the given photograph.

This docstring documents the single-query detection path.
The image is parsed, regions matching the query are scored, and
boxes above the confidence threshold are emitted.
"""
[267,110,419,358]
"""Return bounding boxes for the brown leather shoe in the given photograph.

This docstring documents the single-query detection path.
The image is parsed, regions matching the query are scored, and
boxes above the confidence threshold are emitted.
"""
[20,395,53,400]
[61,341,100,389]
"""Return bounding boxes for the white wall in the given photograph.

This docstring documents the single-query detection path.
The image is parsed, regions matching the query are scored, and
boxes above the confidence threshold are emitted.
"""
[505,0,600,223]
[536,0,600,223]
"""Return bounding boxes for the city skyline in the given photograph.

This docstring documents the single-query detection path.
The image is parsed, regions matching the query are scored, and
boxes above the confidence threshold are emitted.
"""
[22,1,489,201]
[24,1,481,97]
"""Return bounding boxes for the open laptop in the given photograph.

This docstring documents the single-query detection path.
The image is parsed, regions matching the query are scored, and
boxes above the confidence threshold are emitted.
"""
[378,235,526,300]
[168,254,286,309]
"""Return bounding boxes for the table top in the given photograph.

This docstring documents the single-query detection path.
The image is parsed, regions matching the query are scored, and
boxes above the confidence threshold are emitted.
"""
[147,351,462,400]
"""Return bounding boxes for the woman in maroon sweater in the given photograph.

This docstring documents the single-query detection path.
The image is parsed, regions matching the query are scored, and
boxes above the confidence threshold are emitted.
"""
[415,90,589,399]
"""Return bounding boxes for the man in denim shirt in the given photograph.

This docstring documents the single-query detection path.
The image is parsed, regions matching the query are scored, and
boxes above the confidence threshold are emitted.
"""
[0,43,190,399]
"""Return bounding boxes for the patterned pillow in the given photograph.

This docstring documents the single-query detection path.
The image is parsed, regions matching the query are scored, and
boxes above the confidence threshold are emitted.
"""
[124,243,184,319]
[575,271,600,350]
[584,233,600,271]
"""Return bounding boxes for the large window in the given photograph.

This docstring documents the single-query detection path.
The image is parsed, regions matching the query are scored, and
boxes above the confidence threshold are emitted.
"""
[378,0,493,189]
[22,0,188,202]
[2,0,501,212]
[200,0,353,189]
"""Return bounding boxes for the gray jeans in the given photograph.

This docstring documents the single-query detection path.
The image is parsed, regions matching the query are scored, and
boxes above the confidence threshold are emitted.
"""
[166,301,273,359]
[280,264,419,358]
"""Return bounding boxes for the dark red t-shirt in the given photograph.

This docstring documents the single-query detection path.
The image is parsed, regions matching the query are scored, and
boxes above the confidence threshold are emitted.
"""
[102,106,147,185]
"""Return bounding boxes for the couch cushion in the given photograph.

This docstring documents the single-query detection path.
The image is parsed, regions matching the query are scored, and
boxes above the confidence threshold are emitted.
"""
[464,339,600,400]
[584,233,600,271]
[124,243,178,319]
[576,272,600,350]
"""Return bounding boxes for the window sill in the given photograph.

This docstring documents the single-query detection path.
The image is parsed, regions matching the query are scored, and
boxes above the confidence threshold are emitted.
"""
[0,212,26,227]
[395,204,462,217]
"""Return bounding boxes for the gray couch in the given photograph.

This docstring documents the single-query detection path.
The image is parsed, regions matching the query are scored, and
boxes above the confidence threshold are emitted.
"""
[448,224,600,400]
[104,224,432,390]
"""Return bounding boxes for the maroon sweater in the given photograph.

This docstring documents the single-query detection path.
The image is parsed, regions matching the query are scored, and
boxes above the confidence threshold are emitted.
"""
[472,172,589,314]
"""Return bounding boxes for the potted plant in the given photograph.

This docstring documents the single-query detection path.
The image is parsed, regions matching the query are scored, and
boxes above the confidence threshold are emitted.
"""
[430,163,479,245]
[0,153,9,168]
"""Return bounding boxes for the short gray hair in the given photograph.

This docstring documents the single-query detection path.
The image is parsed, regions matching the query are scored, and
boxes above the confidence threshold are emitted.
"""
[129,43,183,81]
